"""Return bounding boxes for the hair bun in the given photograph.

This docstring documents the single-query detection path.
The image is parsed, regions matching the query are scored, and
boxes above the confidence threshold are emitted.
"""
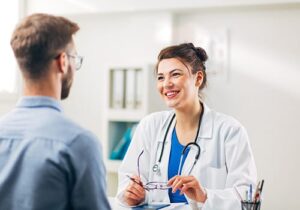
[195,47,208,62]
[186,43,208,62]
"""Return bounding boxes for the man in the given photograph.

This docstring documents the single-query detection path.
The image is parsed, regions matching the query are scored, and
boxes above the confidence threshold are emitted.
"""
[0,13,111,210]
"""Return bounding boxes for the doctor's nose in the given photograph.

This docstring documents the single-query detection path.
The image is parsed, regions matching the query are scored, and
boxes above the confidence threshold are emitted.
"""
[163,77,174,88]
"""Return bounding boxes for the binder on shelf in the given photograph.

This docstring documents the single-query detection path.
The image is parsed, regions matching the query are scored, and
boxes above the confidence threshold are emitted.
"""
[110,69,126,109]
[125,68,135,109]
[134,68,143,109]
[110,124,137,160]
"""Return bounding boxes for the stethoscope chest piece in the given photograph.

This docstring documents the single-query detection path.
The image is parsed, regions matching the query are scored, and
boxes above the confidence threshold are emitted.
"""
[152,164,161,176]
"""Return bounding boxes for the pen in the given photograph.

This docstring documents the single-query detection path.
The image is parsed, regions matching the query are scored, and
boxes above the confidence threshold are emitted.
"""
[126,175,143,187]
[260,180,264,193]
[254,179,265,202]
[253,181,261,202]
[257,180,265,201]
[249,184,252,202]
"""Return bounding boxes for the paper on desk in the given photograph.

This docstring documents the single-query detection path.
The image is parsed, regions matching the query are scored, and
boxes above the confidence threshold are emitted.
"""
[163,203,188,210]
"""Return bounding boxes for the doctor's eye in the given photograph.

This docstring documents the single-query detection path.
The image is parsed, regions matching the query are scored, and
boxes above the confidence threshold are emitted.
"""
[157,75,164,81]
[171,72,181,77]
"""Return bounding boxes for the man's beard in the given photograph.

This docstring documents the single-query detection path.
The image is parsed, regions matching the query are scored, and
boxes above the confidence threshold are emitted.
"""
[61,65,73,100]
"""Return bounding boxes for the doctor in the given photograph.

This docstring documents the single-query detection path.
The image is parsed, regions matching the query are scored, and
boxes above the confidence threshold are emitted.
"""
[117,43,257,210]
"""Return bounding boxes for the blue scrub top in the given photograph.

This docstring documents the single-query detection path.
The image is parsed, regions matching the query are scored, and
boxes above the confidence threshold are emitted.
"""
[168,128,190,203]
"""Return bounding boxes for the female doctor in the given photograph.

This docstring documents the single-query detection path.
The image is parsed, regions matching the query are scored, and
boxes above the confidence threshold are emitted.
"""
[117,43,257,210]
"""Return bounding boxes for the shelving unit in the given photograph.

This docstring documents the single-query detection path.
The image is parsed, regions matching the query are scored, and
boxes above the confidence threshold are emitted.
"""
[102,64,166,173]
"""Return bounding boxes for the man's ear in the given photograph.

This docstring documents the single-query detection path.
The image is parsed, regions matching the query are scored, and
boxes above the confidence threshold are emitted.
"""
[56,52,69,74]
[195,70,204,87]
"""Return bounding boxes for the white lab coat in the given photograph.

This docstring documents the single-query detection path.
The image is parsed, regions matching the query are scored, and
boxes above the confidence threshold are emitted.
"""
[117,104,257,210]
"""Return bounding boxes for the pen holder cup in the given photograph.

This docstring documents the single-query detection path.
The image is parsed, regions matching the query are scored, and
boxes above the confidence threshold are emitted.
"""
[241,201,261,210]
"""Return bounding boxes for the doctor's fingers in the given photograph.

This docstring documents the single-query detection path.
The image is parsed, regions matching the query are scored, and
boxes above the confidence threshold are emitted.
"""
[171,178,184,193]
[127,182,145,196]
[180,179,200,192]
[168,175,194,185]
[124,190,145,202]
[167,175,180,185]
[124,193,144,206]
[124,187,145,201]
[170,176,198,192]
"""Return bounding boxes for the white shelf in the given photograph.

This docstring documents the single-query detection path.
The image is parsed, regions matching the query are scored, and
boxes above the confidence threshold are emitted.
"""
[107,109,146,122]
[105,159,122,173]
[103,65,166,175]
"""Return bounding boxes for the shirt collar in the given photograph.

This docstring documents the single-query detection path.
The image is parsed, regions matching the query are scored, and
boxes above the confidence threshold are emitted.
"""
[16,96,63,112]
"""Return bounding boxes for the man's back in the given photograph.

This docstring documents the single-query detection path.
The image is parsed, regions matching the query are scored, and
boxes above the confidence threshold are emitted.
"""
[0,96,111,210]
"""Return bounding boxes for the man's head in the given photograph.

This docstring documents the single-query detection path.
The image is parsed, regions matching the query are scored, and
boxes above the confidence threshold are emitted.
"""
[10,13,80,99]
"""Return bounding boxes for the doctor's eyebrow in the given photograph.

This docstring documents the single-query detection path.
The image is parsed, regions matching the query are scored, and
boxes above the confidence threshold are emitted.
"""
[157,69,184,76]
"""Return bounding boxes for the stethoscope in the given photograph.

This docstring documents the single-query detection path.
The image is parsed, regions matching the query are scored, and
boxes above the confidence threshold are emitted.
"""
[152,102,204,176]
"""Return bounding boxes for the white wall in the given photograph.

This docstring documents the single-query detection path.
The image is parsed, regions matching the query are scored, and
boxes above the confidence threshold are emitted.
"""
[174,5,300,210]
[26,0,300,14]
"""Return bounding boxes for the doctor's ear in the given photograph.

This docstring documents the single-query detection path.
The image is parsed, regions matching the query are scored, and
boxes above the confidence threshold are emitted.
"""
[194,70,204,87]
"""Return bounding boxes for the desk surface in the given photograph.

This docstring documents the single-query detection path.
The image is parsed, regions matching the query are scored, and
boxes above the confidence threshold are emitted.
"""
[109,197,192,210]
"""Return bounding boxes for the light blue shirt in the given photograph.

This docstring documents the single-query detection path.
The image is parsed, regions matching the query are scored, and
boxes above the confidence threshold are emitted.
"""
[0,96,111,210]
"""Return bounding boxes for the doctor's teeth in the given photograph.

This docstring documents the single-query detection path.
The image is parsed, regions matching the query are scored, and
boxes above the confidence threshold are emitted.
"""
[166,91,177,96]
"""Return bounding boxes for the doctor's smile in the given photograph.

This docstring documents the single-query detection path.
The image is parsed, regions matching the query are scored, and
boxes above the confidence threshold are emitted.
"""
[164,91,180,99]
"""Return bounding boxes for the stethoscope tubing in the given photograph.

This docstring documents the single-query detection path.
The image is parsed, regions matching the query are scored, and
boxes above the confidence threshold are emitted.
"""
[154,102,204,174]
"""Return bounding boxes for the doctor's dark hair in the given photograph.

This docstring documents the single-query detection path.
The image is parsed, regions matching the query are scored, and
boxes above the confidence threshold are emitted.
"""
[10,13,79,79]
[155,43,208,90]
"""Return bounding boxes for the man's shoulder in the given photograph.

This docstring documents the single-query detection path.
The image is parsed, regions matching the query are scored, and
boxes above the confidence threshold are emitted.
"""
[0,105,99,146]
[43,113,97,144]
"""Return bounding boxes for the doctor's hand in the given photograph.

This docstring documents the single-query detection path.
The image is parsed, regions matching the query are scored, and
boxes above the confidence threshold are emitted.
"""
[168,175,207,203]
[124,175,145,206]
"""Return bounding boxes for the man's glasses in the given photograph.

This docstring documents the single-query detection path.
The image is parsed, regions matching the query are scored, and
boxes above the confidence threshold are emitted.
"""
[127,150,171,191]
[67,53,83,71]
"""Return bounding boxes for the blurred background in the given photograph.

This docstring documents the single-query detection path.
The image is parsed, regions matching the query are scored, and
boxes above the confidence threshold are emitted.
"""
[1,1,300,209]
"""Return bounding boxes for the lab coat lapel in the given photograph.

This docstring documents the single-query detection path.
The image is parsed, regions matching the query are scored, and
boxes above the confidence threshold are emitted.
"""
[153,112,176,182]
[159,115,176,182]
[181,103,214,176]
[149,113,175,203]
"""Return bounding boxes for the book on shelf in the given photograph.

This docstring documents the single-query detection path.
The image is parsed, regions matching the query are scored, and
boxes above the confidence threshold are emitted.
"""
[134,68,143,109]
[109,66,145,110]
[125,68,135,109]
[110,69,126,109]
[110,124,137,160]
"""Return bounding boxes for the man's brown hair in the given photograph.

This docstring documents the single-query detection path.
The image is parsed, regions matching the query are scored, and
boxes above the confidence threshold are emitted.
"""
[10,13,79,79]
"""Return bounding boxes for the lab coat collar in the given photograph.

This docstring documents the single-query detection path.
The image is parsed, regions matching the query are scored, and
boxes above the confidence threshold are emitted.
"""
[159,102,214,143]
[198,103,214,140]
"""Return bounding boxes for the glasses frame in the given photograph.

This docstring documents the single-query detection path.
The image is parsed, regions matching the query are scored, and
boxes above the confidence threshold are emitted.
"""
[67,53,83,71]
[131,144,200,191]
[136,150,170,191]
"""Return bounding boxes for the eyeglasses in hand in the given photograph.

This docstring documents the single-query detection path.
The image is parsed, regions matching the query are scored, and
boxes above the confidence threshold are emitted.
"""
[127,150,171,191]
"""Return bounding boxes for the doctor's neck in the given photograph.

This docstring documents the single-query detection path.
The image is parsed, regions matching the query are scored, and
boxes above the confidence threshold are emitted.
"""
[175,100,202,130]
